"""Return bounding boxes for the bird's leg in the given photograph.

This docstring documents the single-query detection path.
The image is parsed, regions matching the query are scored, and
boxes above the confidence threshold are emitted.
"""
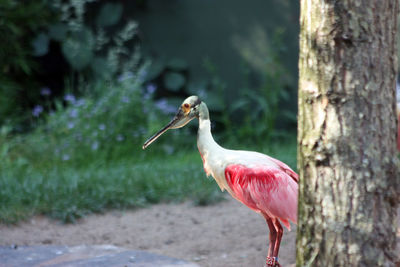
[271,219,284,266]
[265,218,277,267]
[266,218,276,257]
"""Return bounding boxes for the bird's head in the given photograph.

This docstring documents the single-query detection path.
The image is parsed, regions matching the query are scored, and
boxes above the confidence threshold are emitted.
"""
[142,95,202,149]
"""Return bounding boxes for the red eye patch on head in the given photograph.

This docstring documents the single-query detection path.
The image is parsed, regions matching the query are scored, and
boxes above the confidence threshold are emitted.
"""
[182,103,191,114]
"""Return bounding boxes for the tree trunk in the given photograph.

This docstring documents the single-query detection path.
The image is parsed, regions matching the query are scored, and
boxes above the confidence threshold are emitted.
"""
[297,1,399,266]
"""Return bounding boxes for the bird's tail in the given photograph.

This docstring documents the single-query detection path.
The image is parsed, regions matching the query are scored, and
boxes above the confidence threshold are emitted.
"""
[279,218,292,231]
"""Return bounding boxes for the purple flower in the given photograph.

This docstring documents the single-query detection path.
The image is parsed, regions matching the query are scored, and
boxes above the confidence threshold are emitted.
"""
[143,84,157,101]
[91,141,99,151]
[62,154,70,161]
[155,99,176,114]
[64,94,76,104]
[40,87,51,96]
[146,84,157,94]
[121,96,130,103]
[69,109,78,118]
[138,69,148,81]
[67,122,75,129]
[98,124,106,131]
[118,72,134,82]
[116,134,124,142]
[32,105,43,117]
[75,99,86,107]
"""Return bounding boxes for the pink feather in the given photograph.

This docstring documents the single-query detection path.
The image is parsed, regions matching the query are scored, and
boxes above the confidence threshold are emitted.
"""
[225,163,298,230]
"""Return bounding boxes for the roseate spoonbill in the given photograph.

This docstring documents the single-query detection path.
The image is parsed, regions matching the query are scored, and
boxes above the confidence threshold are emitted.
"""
[143,96,298,267]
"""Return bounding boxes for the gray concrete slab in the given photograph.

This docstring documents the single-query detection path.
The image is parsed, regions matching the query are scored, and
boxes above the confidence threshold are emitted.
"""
[0,245,200,267]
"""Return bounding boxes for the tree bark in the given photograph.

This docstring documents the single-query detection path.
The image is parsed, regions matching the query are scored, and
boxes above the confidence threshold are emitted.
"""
[297,1,399,266]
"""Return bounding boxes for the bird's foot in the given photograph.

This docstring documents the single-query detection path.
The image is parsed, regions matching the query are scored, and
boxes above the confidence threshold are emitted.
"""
[265,256,280,267]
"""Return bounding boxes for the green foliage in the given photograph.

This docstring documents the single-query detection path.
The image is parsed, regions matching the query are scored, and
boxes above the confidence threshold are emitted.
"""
[0,0,53,74]
[61,27,94,70]
[141,29,296,146]
[167,58,189,71]
[199,29,296,145]
[48,0,140,80]
[0,129,296,224]
[0,61,297,223]
[96,2,123,27]
[142,57,189,96]
[0,65,217,223]
[0,0,55,126]
[164,72,186,91]
[0,150,224,224]
[32,33,50,57]
[25,69,195,165]
[0,0,141,129]
[0,1,299,225]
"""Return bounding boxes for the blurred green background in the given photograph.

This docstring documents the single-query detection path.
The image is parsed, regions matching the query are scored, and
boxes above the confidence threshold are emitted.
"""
[0,0,299,223]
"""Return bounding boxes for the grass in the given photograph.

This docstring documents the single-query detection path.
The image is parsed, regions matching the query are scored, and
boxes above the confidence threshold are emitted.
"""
[0,150,220,224]
[0,70,297,224]
[0,135,297,224]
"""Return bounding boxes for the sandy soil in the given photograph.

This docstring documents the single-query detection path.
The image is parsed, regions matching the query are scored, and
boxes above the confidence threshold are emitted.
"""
[0,198,398,267]
[0,198,296,267]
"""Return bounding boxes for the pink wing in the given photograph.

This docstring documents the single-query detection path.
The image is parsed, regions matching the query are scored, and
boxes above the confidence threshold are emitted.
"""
[266,155,299,183]
[225,164,298,230]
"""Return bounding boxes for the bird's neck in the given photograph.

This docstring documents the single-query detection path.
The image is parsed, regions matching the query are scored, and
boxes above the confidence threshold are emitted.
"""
[197,103,222,159]
[196,103,229,192]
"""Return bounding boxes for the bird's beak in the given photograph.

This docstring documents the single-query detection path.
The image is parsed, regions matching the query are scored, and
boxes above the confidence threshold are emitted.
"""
[142,108,194,149]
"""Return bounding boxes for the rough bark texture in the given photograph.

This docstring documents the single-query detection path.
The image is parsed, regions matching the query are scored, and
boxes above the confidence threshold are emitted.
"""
[297,0,399,266]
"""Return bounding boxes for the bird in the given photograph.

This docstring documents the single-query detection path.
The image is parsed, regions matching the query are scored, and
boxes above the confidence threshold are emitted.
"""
[143,96,298,267]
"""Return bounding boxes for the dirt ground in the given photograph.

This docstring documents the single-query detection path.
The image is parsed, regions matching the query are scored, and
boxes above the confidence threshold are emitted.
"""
[0,198,399,267]
[0,198,296,267]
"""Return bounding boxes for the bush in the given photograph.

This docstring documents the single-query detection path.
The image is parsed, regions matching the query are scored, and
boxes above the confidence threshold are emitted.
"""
[0,0,55,127]
[0,0,141,130]
[0,64,221,223]
[8,70,194,168]
[197,29,296,146]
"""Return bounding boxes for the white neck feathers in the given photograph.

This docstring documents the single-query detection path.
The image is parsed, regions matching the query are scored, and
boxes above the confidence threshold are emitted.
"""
[197,118,221,159]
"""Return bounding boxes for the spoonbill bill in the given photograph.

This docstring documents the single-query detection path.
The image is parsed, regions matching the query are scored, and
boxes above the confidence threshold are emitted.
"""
[143,96,298,267]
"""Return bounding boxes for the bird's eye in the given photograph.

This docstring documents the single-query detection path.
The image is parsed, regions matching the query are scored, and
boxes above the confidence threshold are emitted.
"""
[182,103,191,114]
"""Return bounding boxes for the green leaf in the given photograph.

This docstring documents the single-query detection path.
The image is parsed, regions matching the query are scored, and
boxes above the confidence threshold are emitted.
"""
[91,57,110,78]
[144,61,165,82]
[167,58,188,71]
[187,81,207,95]
[230,99,249,112]
[96,3,123,27]
[202,91,224,111]
[164,72,186,91]
[61,28,94,70]
[48,23,68,41]
[32,33,49,57]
